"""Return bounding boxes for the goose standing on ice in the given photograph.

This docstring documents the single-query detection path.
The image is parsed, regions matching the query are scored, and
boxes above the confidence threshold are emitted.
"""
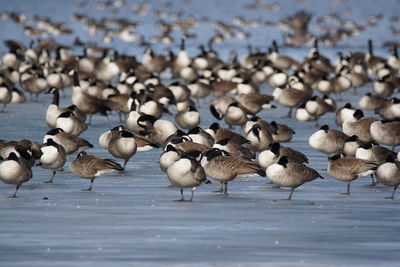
[38,138,66,183]
[328,153,379,195]
[0,152,32,198]
[166,150,206,202]
[70,151,124,191]
[376,156,400,199]
[266,156,323,200]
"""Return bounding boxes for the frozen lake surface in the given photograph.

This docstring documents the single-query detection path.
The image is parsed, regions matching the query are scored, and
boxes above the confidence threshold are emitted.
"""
[1,0,400,266]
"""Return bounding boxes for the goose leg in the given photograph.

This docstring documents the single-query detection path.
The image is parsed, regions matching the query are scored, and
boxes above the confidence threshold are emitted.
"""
[287,188,295,200]
[83,178,94,191]
[340,182,351,195]
[366,174,376,186]
[10,184,21,198]
[174,188,185,201]
[188,187,196,202]
[385,185,398,200]
[44,170,56,183]
[285,107,293,118]
[1,103,7,112]
[223,182,229,196]
[123,159,129,169]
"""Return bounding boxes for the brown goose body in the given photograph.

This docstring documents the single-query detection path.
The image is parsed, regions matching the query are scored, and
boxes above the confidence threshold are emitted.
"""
[328,153,379,194]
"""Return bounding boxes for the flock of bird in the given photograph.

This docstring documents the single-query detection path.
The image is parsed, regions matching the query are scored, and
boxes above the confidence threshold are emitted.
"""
[2,0,400,49]
[0,32,399,202]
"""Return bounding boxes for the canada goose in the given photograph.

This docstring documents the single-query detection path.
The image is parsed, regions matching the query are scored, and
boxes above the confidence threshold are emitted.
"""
[175,105,200,129]
[342,109,377,143]
[135,95,165,120]
[66,104,87,123]
[167,136,210,154]
[309,125,348,155]
[327,153,379,195]
[70,151,124,191]
[269,40,300,70]
[55,111,87,136]
[355,142,396,165]
[0,152,32,198]
[258,142,308,169]
[213,138,255,160]
[46,68,63,90]
[142,48,168,74]
[10,87,25,104]
[167,150,206,202]
[236,93,275,115]
[305,96,335,119]
[331,72,352,98]
[98,125,125,149]
[335,103,357,126]
[147,83,176,107]
[43,128,93,155]
[20,70,48,97]
[70,70,111,123]
[160,145,182,173]
[106,93,131,121]
[233,79,259,95]
[370,120,400,149]
[173,97,196,112]
[314,75,334,95]
[295,103,317,122]
[0,140,41,168]
[210,79,238,97]
[245,124,274,152]
[206,122,249,146]
[107,130,137,168]
[187,126,214,147]
[387,45,400,71]
[267,68,288,88]
[287,74,311,92]
[38,138,66,183]
[376,155,400,199]
[373,74,396,97]
[375,97,400,119]
[270,121,295,142]
[209,95,237,120]
[243,116,273,135]
[358,93,386,110]
[272,87,311,117]
[45,87,68,128]
[343,135,361,157]
[223,102,248,128]
[168,81,190,103]
[266,156,323,200]
[191,45,210,71]
[366,39,387,74]
[186,77,211,99]
[147,119,178,147]
[0,82,11,112]
[201,148,265,195]
[125,102,155,134]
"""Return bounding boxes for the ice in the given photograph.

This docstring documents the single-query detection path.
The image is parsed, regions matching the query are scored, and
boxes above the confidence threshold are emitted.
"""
[1,0,400,266]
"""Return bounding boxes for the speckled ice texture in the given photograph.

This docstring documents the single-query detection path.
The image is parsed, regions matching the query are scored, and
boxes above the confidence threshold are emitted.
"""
[0,0,399,266]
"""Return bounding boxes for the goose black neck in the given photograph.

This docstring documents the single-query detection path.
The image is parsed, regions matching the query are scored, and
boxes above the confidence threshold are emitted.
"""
[368,39,373,55]
[52,89,59,106]
[272,40,278,53]
[180,38,185,51]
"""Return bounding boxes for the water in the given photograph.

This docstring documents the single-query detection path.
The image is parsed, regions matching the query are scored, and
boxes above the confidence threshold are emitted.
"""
[1,0,400,266]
